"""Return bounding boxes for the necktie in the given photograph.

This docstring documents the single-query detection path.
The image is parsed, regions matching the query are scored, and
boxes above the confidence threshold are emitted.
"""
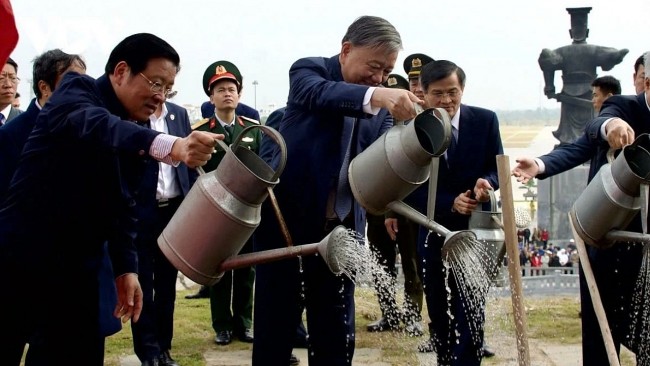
[446,125,458,168]
[0,114,5,126]
[334,117,357,221]
[224,123,233,137]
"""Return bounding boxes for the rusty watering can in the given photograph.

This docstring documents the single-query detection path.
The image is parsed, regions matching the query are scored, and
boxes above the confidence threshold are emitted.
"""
[570,134,650,248]
[158,125,287,285]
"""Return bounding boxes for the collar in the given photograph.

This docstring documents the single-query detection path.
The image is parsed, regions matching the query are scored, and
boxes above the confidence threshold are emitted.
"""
[0,104,11,120]
[214,113,236,128]
[96,74,131,121]
[450,106,461,131]
[150,102,168,123]
[645,92,650,112]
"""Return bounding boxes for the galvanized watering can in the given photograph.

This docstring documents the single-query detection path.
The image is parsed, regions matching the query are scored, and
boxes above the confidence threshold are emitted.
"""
[158,125,287,285]
[464,190,505,279]
[570,134,650,248]
[349,106,452,215]
[348,106,477,248]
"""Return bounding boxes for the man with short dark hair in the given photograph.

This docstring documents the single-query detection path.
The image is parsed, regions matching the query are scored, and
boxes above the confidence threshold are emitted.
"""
[415,60,503,365]
[634,53,646,94]
[0,33,220,365]
[0,56,22,125]
[591,75,621,113]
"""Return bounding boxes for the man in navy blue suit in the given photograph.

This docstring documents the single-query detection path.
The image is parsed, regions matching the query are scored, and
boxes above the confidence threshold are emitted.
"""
[0,49,86,200]
[512,52,650,366]
[0,33,220,365]
[0,48,88,365]
[253,15,420,366]
[130,100,198,366]
[414,60,503,365]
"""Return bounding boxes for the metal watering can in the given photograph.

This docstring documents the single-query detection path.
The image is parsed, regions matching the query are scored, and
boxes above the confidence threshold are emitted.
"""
[463,190,505,278]
[158,125,287,285]
[348,106,451,215]
[348,106,477,247]
[570,134,650,248]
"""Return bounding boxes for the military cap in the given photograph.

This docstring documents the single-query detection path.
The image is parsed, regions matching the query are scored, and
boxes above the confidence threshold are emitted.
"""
[382,74,409,90]
[202,60,242,96]
[403,53,434,80]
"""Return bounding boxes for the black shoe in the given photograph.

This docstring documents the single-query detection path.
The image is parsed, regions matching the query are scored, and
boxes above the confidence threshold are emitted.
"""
[236,328,254,343]
[158,350,180,366]
[482,344,495,357]
[290,353,300,365]
[215,330,232,345]
[366,317,398,332]
[404,320,424,337]
[417,338,434,353]
[141,359,160,366]
[185,286,209,299]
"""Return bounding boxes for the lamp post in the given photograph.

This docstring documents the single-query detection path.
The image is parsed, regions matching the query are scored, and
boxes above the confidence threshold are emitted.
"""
[252,80,258,110]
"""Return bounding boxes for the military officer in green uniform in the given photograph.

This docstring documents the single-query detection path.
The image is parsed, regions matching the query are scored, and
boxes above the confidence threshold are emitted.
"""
[193,60,261,346]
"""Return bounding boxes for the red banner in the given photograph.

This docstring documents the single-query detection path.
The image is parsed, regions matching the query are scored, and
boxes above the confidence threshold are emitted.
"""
[0,0,19,65]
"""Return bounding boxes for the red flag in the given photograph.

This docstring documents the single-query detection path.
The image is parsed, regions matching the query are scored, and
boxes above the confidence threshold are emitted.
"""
[0,0,19,65]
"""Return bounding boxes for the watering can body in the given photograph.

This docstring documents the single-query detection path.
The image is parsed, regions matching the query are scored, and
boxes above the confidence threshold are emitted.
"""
[158,126,286,285]
[349,107,451,215]
[570,134,650,248]
[467,192,505,280]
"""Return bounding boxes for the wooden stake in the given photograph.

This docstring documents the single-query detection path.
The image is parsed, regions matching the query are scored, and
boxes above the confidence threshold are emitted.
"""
[496,155,530,366]
[569,216,621,366]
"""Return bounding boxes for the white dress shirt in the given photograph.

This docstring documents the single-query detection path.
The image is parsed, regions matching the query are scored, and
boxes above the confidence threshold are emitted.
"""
[149,103,181,200]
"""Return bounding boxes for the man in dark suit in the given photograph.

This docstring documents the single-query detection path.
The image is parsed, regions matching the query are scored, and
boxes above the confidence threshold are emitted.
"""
[0,48,88,363]
[0,57,22,125]
[0,49,87,200]
[130,100,198,366]
[0,33,220,365]
[414,60,503,365]
[512,52,650,365]
[253,15,420,366]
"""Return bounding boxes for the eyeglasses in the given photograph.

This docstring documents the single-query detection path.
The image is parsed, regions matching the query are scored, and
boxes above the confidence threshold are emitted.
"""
[139,73,177,99]
[430,89,461,99]
[0,72,20,86]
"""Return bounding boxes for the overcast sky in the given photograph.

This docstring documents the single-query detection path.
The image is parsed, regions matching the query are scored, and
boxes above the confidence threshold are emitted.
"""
[8,0,650,114]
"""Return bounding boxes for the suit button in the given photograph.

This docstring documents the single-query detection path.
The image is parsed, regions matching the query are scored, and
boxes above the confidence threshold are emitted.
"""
[139,150,145,156]
[128,199,136,207]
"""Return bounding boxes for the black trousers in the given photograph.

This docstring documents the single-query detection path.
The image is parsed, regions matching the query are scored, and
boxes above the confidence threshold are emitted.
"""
[131,198,181,361]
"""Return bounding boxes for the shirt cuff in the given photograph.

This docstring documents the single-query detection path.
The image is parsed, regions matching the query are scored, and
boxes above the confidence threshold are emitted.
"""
[362,87,380,115]
[600,118,615,139]
[534,158,546,174]
[150,134,181,167]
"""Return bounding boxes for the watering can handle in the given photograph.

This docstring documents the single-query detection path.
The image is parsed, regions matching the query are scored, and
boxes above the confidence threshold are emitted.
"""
[487,188,498,212]
[606,148,618,163]
[231,125,288,182]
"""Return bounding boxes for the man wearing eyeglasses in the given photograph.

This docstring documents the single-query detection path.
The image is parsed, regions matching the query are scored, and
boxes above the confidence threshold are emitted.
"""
[0,33,221,365]
[0,56,22,125]
[414,60,503,365]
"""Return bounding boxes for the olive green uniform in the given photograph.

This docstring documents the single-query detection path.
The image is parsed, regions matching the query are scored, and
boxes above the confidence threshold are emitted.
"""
[192,113,262,335]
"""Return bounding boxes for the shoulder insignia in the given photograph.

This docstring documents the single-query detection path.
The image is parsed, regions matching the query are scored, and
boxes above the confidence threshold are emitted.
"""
[191,118,210,130]
[240,115,260,125]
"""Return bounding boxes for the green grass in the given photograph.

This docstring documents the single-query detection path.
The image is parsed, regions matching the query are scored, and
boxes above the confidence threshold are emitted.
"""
[103,288,591,365]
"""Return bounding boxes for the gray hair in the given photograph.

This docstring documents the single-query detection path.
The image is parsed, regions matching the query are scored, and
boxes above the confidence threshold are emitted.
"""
[341,16,402,53]
[645,51,650,79]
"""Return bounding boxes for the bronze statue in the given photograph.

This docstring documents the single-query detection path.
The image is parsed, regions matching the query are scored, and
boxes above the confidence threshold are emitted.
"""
[539,7,628,144]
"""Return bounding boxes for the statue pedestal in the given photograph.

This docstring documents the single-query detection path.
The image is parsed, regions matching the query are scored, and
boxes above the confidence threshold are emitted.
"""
[537,164,589,241]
